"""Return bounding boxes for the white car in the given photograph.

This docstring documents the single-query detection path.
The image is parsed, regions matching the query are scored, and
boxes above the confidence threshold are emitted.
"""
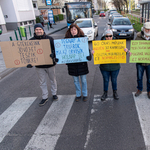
[74,18,98,41]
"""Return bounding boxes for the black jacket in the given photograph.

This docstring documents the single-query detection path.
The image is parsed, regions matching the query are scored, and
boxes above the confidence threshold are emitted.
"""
[66,35,91,76]
[30,33,56,68]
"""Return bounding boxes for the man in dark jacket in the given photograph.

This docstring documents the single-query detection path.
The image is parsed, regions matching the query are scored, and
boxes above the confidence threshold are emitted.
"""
[134,22,150,99]
[28,23,58,106]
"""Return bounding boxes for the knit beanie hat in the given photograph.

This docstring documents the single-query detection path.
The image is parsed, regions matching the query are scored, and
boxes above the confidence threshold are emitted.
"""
[34,23,44,31]
[104,29,113,36]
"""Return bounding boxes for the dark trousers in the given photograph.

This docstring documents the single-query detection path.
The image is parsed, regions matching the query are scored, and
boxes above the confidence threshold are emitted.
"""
[100,69,120,91]
[136,64,150,92]
[41,22,44,27]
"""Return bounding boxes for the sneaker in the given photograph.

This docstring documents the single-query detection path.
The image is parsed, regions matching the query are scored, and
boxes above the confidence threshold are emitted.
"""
[147,92,150,99]
[135,90,142,97]
[53,95,58,101]
[39,98,48,106]
[75,96,81,102]
[83,96,88,102]
[101,91,107,101]
[113,90,119,100]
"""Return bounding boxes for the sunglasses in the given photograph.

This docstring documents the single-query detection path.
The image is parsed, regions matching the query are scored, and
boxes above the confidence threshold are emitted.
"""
[105,35,112,38]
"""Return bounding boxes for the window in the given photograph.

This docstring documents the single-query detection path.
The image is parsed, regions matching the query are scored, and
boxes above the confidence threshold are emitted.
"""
[33,3,37,8]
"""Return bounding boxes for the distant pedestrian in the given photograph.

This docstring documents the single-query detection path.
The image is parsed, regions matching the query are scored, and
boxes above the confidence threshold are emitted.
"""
[134,22,150,99]
[39,13,44,27]
[49,20,53,28]
[92,29,130,101]
[27,23,58,106]
[65,23,91,102]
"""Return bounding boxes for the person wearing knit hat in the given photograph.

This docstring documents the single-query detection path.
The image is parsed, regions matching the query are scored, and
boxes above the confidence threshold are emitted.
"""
[134,22,150,99]
[92,29,129,101]
[27,23,58,106]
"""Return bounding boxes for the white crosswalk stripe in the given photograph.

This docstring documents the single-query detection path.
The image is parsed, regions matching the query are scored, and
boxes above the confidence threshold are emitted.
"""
[133,92,150,150]
[0,97,36,143]
[24,95,75,150]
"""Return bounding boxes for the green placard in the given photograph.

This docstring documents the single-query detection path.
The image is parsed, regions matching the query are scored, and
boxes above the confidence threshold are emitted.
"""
[130,40,150,63]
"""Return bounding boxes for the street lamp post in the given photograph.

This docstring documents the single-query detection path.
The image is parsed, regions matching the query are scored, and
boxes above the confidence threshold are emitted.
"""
[129,0,131,14]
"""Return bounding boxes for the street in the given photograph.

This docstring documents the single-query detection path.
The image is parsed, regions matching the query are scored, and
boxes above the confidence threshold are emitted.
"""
[0,14,149,150]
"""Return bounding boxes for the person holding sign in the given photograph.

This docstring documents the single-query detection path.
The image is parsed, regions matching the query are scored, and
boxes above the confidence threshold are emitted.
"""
[28,23,58,106]
[134,22,150,99]
[65,23,91,102]
[92,29,129,101]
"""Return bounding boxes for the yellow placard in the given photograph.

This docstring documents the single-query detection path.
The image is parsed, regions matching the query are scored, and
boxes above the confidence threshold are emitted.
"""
[92,40,126,64]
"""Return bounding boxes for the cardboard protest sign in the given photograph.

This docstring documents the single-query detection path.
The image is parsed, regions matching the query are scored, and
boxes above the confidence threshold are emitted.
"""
[0,39,53,68]
[92,40,126,64]
[54,37,89,64]
[130,40,150,63]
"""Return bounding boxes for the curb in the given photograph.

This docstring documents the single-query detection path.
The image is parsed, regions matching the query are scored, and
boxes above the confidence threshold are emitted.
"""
[48,26,67,35]
[0,68,17,80]
[0,25,67,80]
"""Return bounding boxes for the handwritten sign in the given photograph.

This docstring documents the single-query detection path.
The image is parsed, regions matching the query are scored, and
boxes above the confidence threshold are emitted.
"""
[130,40,150,63]
[54,37,89,64]
[0,39,53,68]
[92,40,126,64]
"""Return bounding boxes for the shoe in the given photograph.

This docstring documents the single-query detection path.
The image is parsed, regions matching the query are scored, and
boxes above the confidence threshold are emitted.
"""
[53,95,58,101]
[113,90,119,100]
[39,98,48,106]
[135,90,142,97]
[75,96,81,102]
[147,92,150,99]
[83,96,88,102]
[101,91,107,101]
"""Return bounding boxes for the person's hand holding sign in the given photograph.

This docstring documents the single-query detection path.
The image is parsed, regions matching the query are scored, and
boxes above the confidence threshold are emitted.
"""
[124,48,131,56]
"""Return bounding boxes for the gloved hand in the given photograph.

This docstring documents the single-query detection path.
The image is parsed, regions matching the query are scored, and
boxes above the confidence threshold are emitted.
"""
[50,53,55,59]
[27,64,33,68]
[86,56,91,61]
[55,58,59,62]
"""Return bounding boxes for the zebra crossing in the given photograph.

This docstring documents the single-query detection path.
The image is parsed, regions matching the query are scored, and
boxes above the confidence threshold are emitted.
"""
[0,94,150,149]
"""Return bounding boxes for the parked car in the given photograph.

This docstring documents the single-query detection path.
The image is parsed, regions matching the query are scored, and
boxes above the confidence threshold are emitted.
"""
[109,11,118,20]
[109,14,123,23]
[74,18,98,41]
[99,11,105,17]
[108,17,135,39]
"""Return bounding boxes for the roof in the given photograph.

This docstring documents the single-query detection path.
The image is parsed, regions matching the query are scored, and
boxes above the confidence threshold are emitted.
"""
[140,1,150,4]
[38,6,62,10]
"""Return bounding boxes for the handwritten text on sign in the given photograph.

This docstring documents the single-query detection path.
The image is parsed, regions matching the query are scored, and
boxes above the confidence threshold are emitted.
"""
[92,40,126,64]
[130,40,150,63]
[0,40,52,68]
[54,37,89,64]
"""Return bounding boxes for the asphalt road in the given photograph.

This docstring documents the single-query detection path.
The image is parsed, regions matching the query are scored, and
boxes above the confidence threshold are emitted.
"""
[0,14,149,150]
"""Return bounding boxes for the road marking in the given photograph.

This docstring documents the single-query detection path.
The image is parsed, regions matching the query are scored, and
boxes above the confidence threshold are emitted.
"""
[0,97,36,143]
[84,95,114,149]
[133,92,150,149]
[24,95,75,150]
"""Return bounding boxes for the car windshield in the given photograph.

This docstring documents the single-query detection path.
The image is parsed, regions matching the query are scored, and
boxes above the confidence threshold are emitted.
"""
[110,11,117,14]
[112,19,131,25]
[101,11,104,13]
[75,20,92,28]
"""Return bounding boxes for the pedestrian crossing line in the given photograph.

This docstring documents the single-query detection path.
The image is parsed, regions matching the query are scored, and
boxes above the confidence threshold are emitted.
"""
[0,97,37,143]
[84,95,114,149]
[24,95,75,150]
[133,92,150,149]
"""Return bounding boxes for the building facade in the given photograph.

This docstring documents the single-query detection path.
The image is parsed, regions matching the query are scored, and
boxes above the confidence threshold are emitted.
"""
[0,0,36,32]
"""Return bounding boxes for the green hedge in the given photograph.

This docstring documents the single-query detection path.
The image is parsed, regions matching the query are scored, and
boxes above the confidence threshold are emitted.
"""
[54,14,64,22]
[36,16,40,23]
[58,14,64,20]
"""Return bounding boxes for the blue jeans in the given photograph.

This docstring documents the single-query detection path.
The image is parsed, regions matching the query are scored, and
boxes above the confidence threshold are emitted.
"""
[100,69,120,91]
[73,75,87,97]
[136,64,150,92]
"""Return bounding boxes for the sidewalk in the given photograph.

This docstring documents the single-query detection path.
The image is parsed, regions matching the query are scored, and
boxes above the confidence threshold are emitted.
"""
[0,20,67,79]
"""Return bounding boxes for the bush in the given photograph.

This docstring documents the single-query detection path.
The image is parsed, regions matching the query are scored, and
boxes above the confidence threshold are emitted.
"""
[36,16,40,23]
[54,15,58,22]
[58,14,64,21]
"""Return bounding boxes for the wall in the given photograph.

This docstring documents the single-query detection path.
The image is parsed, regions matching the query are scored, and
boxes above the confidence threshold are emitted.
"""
[0,0,17,22]
[0,6,5,25]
